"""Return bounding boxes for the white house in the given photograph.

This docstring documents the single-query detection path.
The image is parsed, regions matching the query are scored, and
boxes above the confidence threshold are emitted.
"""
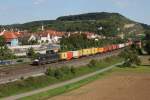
[39,30,64,44]
[40,33,52,43]
[28,34,38,42]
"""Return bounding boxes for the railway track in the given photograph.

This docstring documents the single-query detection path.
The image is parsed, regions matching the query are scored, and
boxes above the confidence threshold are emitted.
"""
[0,49,122,85]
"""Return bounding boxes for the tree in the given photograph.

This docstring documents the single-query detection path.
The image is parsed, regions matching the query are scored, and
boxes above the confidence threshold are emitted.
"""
[60,33,124,51]
[144,41,150,54]
[0,36,5,47]
[144,33,150,54]
[26,47,36,58]
[0,36,15,60]
[120,47,141,67]
[28,39,38,45]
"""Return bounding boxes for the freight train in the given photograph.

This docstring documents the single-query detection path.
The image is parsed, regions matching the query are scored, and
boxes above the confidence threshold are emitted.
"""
[33,41,132,65]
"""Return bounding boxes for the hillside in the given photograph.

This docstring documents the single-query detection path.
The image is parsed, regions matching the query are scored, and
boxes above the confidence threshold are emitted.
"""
[1,12,149,36]
[57,12,131,22]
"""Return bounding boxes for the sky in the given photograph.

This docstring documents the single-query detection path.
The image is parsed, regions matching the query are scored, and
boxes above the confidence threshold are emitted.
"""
[0,0,149,25]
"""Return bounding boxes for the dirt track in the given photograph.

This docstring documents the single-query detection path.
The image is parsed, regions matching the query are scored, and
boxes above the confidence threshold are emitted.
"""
[50,72,150,100]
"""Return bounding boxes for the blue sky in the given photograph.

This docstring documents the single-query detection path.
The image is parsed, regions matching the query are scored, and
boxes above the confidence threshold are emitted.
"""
[0,0,149,25]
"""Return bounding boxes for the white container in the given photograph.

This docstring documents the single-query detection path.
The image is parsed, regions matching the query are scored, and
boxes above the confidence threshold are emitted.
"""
[119,44,124,48]
[72,51,80,58]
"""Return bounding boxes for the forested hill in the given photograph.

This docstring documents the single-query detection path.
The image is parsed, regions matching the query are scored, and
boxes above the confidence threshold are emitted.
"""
[1,12,149,36]
[57,12,131,22]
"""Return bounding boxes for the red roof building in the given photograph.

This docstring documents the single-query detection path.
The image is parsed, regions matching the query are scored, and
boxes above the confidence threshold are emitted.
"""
[3,31,17,42]
[2,31,19,46]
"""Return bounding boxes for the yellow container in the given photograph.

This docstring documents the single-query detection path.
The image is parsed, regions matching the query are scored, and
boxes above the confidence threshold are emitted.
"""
[82,49,88,56]
[91,48,98,55]
[94,48,99,54]
[59,52,67,60]
[91,48,95,55]
[79,50,83,57]
[99,48,104,53]
[87,48,92,55]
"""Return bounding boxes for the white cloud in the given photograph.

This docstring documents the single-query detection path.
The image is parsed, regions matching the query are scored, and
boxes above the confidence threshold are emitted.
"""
[33,0,47,5]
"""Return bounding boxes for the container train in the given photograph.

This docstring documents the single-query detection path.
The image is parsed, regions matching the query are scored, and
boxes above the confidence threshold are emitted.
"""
[33,41,132,65]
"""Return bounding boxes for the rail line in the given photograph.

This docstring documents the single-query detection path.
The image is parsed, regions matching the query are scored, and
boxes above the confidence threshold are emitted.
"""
[0,49,122,85]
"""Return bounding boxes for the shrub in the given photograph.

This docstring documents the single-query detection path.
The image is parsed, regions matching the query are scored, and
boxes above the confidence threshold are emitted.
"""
[70,66,76,74]
[45,68,55,77]
[120,48,141,67]
[60,66,71,74]
[16,81,27,87]
[104,57,112,62]
[25,76,35,83]
[88,59,98,68]
[54,69,64,79]
[17,59,23,63]
[20,76,24,80]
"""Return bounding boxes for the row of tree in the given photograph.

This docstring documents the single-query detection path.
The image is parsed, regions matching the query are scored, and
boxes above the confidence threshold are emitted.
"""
[60,33,126,51]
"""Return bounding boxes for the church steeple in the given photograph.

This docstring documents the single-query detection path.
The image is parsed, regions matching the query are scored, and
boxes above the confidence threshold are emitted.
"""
[41,24,44,31]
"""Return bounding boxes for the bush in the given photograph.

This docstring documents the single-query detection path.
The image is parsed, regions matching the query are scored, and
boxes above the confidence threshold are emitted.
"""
[20,76,24,80]
[45,68,55,77]
[104,57,111,62]
[25,76,35,82]
[17,59,23,63]
[70,66,76,74]
[60,66,71,74]
[120,48,141,67]
[54,69,64,79]
[46,68,64,79]
[88,59,98,68]
[16,81,27,87]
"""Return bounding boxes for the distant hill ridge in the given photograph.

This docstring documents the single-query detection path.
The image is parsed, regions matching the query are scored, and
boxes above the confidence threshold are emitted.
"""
[0,12,149,35]
[57,12,129,21]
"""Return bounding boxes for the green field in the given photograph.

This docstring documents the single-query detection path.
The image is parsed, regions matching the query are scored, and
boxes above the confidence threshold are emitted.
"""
[0,56,122,98]
[20,65,150,100]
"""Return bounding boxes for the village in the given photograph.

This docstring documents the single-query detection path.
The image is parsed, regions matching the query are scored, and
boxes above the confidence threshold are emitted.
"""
[0,25,102,57]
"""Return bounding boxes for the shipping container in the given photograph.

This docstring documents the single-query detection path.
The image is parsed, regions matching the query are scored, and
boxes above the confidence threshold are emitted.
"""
[116,44,119,49]
[91,48,96,55]
[82,48,91,56]
[103,47,109,52]
[125,42,129,46]
[59,52,67,60]
[72,51,80,58]
[82,49,88,56]
[67,51,73,60]
[91,48,95,54]
[98,47,104,53]
[108,45,112,51]
[87,48,92,55]
[112,45,117,50]
[94,48,99,54]
[123,43,125,48]
[78,49,83,57]
[118,44,125,48]
[129,41,133,45]
[112,45,115,50]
